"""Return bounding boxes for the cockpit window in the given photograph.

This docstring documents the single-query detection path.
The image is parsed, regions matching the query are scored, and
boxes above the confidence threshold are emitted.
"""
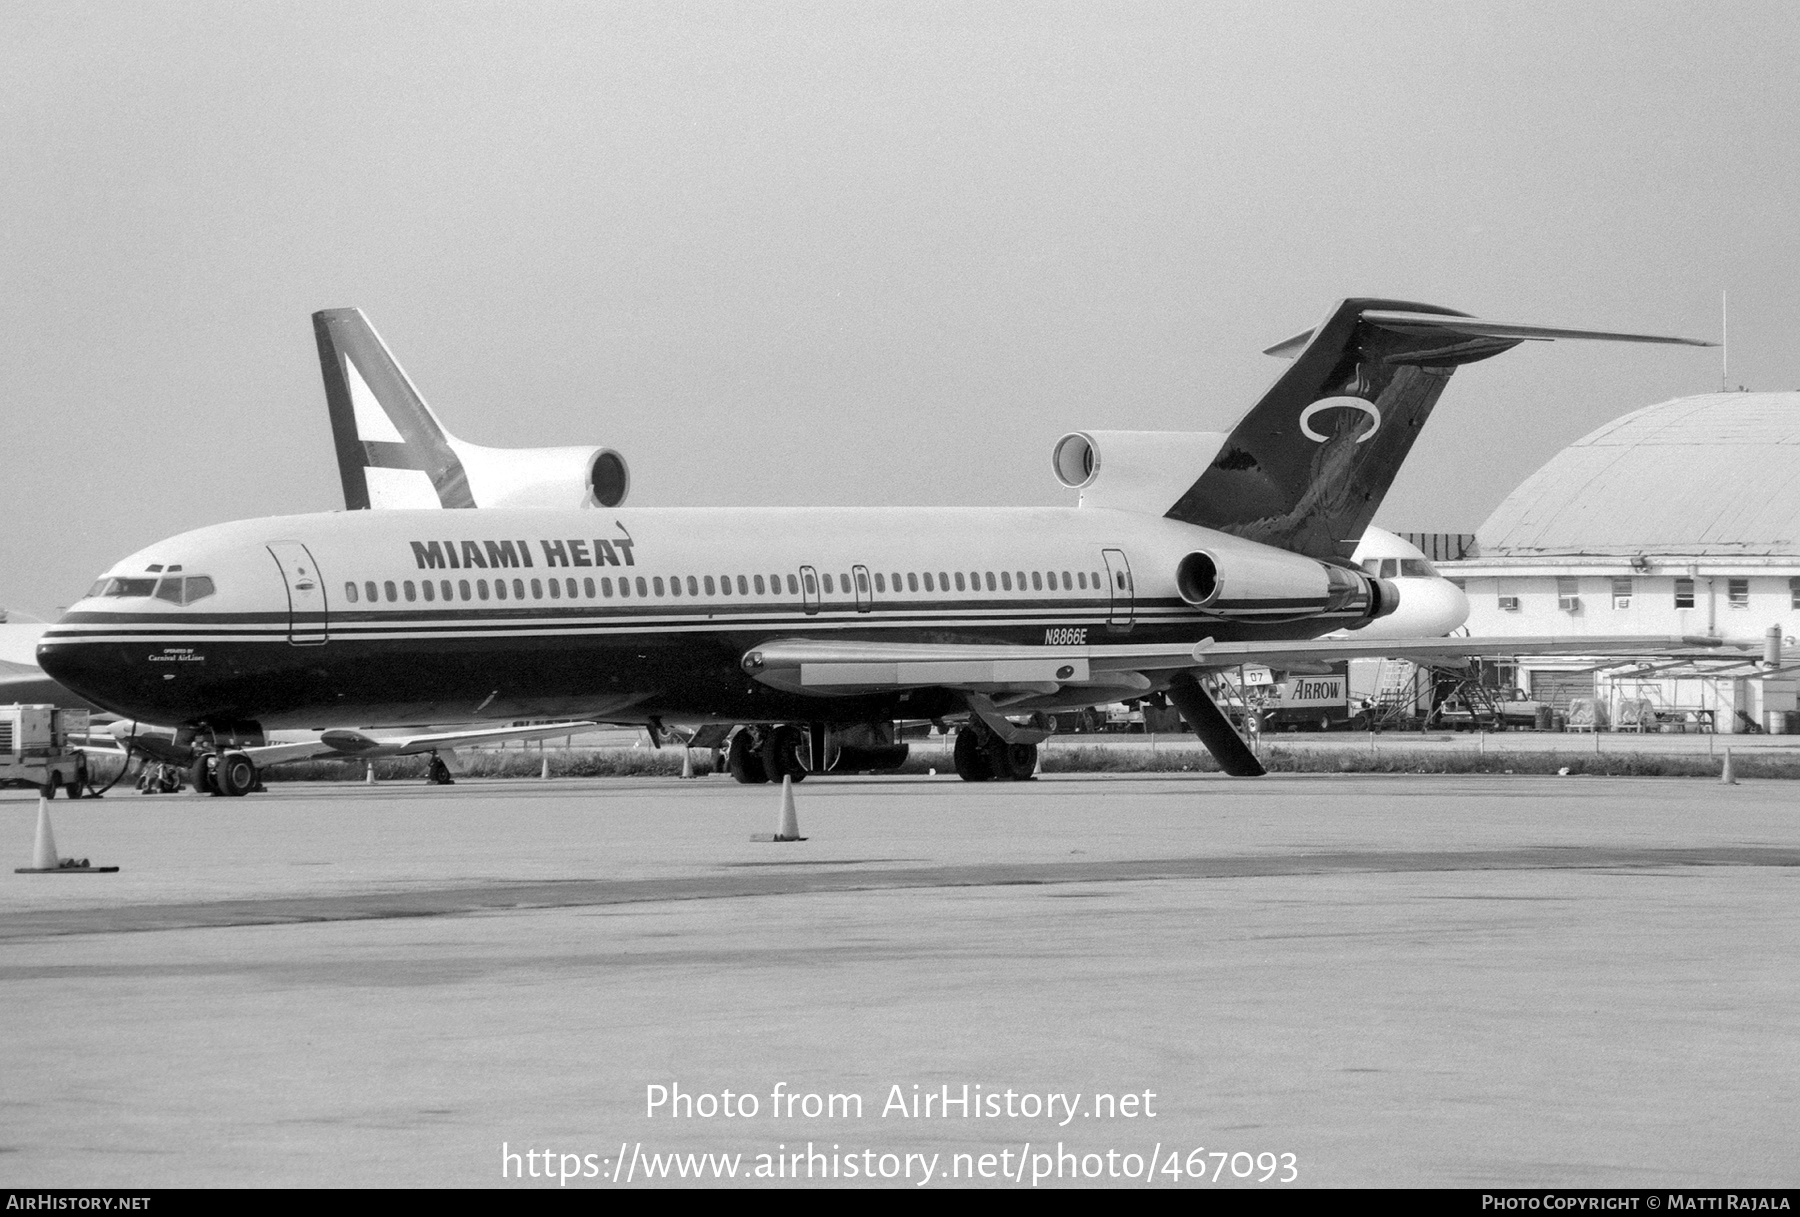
[1400,558,1437,578]
[147,576,216,605]
[102,577,159,598]
[1359,559,1381,577]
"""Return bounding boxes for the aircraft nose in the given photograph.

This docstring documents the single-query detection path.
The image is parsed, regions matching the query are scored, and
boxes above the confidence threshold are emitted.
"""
[1395,578,1470,634]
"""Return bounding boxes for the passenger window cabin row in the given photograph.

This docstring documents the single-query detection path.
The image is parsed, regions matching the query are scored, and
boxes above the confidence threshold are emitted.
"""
[341,567,1119,605]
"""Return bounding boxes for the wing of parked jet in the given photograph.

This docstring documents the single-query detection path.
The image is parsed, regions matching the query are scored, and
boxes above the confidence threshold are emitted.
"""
[102,719,601,775]
[308,721,600,758]
[741,634,1741,696]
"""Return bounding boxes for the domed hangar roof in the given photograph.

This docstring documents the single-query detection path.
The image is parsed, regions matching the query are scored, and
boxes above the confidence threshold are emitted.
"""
[1476,392,1800,558]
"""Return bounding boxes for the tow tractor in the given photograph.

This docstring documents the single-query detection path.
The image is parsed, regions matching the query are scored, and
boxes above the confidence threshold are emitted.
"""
[0,704,92,798]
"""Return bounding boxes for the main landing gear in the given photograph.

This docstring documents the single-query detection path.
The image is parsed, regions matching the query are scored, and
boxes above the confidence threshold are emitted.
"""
[188,751,259,797]
[952,720,1037,782]
[725,726,809,784]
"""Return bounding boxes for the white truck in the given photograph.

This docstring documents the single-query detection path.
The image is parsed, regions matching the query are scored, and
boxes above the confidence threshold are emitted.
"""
[0,704,91,798]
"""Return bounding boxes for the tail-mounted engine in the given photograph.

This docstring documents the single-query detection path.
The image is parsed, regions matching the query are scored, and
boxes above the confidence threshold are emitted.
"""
[1176,548,1396,624]
[455,442,630,509]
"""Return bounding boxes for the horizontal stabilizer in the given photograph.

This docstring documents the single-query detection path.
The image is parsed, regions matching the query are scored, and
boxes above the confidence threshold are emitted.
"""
[1265,313,1715,358]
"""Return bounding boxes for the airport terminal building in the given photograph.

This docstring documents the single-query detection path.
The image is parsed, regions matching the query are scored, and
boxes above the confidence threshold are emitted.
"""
[1442,391,1800,733]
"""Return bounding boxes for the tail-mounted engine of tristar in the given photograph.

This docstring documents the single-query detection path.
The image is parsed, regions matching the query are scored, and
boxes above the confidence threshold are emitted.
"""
[314,308,630,511]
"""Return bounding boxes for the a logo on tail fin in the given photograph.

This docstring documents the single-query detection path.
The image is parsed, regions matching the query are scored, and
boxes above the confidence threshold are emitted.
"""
[1299,397,1382,444]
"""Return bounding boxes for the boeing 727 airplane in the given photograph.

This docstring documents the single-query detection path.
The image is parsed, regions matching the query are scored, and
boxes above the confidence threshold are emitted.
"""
[37,298,1720,787]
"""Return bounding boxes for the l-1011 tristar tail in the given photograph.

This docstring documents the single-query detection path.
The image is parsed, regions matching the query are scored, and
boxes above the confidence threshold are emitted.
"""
[1162,299,1714,563]
[313,308,630,511]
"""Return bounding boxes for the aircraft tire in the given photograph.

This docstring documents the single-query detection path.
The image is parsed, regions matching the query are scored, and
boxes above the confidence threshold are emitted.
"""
[953,727,992,781]
[986,738,1037,781]
[760,725,807,783]
[726,731,768,785]
[1005,742,1038,780]
[216,752,256,797]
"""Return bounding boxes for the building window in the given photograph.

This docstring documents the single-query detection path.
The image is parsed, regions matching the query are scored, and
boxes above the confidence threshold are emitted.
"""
[1612,577,1632,609]
[1674,578,1695,610]
[1556,577,1580,613]
[1790,577,1800,610]
[1728,578,1749,608]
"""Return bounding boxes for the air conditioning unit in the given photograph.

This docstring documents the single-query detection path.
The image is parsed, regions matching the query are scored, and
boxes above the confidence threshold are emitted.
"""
[1559,595,1581,613]
[1497,596,1520,611]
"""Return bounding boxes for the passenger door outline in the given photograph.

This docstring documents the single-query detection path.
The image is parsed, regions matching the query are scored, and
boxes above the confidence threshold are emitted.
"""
[852,565,873,613]
[1102,548,1134,631]
[268,540,328,645]
[799,566,821,615]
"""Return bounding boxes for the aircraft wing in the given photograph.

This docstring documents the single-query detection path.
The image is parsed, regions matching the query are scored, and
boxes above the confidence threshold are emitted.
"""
[313,720,600,758]
[742,635,1743,696]
[243,740,343,766]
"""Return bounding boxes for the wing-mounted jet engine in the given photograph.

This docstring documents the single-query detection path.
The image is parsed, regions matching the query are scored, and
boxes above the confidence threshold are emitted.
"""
[314,308,630,511]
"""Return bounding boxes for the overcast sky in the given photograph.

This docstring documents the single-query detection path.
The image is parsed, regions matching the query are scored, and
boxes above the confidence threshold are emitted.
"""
[3,1,1794,617]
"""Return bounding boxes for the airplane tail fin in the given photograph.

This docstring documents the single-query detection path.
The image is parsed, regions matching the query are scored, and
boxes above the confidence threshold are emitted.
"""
[313,309,474,510]
[1163,299,1713,563]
